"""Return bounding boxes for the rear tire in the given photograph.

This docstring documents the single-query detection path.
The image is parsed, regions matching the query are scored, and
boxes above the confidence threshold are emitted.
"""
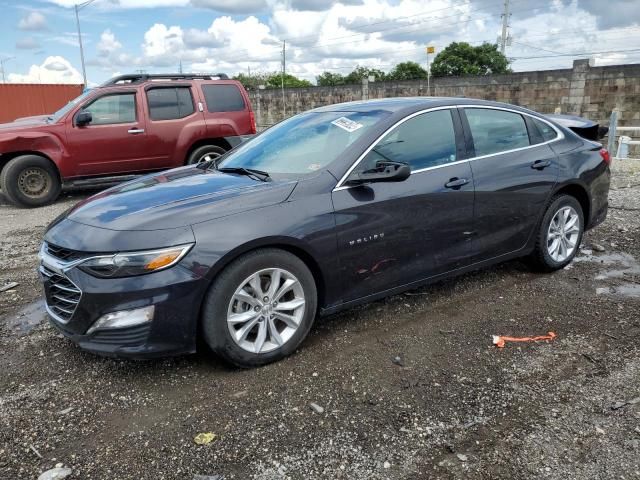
[0,155,61,207]
[529,194,584,272]
[201,248,317,368]
[186,145,227,165]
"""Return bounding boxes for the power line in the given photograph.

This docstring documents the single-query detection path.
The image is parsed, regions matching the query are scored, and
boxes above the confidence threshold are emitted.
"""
[510,48,640,60]
[215,2,543,65]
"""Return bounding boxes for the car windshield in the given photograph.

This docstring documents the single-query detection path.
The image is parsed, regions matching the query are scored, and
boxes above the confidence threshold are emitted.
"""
[217,110,390,176]
[49,90,93,122]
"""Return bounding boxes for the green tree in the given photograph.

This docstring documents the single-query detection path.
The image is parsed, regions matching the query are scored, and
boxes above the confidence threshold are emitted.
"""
[387,61,428,81]
[344,66,387,84]
[265,72,312,88]
[316,71,346,86]
[232,72,270,90]
[430,42,511,77]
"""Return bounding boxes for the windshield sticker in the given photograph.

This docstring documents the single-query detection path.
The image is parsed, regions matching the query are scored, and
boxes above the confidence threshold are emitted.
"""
[308,163,321,171]
[331,117,364,133]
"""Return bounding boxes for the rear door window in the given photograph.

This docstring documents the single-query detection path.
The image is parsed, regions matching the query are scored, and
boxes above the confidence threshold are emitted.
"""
[147,87,195,121]
[532,117,559,142]
[465,108,530,156]
[202,84,246,112]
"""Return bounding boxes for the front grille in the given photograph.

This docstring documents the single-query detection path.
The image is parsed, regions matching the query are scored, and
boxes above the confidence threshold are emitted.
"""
[41,265,82,323]
[45,243,84,261]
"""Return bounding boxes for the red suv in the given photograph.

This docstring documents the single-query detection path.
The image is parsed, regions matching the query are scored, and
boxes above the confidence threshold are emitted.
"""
[0,73,256,207]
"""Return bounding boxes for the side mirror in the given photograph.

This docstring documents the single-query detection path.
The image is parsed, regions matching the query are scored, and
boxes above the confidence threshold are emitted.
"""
[345,161,411,186]
[76,111,92,126]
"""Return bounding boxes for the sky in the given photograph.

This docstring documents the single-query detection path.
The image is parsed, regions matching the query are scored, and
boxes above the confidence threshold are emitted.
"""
[0,0,639,86]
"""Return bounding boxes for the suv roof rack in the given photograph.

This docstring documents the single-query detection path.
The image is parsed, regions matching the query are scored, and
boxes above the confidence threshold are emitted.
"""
[102,73,229,86]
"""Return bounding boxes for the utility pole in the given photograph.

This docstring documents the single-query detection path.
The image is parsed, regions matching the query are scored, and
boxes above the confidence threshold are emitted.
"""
[281,40,287,117]
[179,59,183,74]
[75,4,87,87]
[0,56,15,83]
[74,0,98,88]
[499,0,511,55]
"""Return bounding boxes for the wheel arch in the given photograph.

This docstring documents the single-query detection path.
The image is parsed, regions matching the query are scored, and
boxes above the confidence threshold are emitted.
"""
[0,151,62,184]
[553,182,591,227]
[205,237,327,311]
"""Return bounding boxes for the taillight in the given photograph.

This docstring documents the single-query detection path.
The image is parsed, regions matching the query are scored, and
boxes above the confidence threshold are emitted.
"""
[249,111,256,134]
[600,148,611,165]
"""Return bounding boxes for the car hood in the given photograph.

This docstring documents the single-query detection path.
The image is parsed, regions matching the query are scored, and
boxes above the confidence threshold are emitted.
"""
[65,166,298,231]
[0,116,49,131]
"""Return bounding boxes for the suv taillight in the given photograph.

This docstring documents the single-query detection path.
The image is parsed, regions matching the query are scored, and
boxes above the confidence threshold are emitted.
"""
[600,148,611,165]
[249,111,256,134]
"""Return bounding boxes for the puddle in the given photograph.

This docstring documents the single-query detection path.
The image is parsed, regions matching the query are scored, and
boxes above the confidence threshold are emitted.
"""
[574,251,640,299]
[3,300,47,335]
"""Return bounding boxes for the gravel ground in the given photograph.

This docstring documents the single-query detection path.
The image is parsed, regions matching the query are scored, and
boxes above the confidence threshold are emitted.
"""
[0,165,639,480]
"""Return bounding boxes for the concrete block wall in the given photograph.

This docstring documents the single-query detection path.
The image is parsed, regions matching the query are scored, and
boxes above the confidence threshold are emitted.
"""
[248,59,640,129]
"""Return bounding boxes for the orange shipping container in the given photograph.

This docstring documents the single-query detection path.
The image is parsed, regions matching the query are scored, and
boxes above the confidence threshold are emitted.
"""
[0,83,83,124]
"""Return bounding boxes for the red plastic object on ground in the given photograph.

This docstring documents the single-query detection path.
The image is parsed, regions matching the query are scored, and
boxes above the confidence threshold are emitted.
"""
[492,331,557,348]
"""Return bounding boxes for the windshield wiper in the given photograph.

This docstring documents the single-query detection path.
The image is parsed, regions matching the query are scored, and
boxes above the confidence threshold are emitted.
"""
[217,166,271,182]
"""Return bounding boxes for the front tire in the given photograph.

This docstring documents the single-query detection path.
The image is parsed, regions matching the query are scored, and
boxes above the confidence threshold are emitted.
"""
[529,194,584,272]
[0,155,61,207]
[186,145,227,165]
[202,248,317,368]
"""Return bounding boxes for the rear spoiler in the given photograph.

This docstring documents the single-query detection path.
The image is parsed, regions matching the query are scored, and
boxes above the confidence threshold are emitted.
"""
[545,114,608,141]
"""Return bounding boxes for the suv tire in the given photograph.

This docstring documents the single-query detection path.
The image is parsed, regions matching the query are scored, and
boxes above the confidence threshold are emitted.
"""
[186,145,227,165]
[0,155,61,208]
[529,194,584,272]
[202,248,317,368]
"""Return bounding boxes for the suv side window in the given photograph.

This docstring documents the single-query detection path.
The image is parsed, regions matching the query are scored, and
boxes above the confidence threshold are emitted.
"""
[147,87,195,121]
[82,93,136,125]
[465,108,530,156]
[532,117,558,142]
[357,109,457,173]
[202,84,246,112]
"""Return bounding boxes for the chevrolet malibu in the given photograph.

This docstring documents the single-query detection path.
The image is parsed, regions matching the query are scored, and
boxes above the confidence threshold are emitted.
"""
[39,98,610,367]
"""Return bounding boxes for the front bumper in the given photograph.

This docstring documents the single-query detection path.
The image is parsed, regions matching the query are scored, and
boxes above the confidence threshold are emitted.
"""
[39,252,208,359]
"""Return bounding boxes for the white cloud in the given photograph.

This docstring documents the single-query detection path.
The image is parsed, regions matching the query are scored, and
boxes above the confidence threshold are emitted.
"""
[143,24,185,58]
[97,29,123,56]
[8,56,83,84]
[18,11,47,31]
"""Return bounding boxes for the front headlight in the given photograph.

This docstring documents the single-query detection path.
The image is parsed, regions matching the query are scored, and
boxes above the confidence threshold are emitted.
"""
[78,244,193,278]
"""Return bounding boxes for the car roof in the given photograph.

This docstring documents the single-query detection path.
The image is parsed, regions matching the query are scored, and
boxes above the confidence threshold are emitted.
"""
[311,97,543,117]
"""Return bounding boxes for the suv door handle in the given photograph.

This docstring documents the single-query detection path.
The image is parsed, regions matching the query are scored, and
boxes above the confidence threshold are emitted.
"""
[444,177,469,189]
[127,128,145,134]
[531,159,551,170]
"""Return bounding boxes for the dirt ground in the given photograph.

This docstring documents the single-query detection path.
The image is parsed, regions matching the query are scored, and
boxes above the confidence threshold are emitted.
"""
[1,166,639,480]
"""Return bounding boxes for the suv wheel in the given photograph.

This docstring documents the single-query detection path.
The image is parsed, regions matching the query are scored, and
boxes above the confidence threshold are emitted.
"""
[202,248,317,368]
[186,145,227,165]
[529,194,584,272]
[0,155,61,207]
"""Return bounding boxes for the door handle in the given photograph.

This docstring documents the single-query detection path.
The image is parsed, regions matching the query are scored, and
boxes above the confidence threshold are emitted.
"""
[531,159,551,170]
[127,128,145,134]
[444,177,469,189]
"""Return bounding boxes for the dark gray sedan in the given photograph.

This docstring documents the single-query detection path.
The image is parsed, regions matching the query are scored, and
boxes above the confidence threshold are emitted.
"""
[39,97,610,367]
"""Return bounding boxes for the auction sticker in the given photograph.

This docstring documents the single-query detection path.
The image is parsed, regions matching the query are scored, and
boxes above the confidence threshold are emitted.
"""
[331,117,364,133]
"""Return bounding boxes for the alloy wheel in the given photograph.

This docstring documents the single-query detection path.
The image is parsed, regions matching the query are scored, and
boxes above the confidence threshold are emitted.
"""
[546,205,580,262]
[226,268,306,354]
